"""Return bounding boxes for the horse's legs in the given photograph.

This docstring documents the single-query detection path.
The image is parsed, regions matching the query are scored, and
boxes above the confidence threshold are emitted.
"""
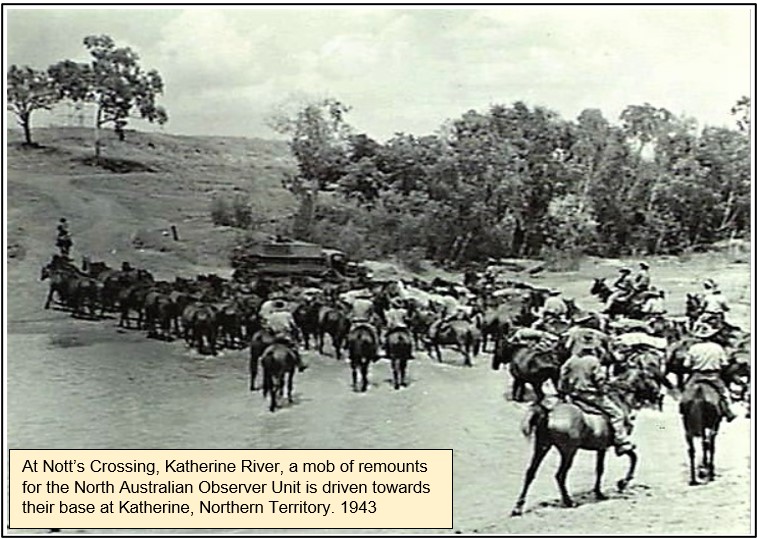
[351,361,358,390]
[533,382,545,403]
[435,343,443,363]
[512,379,523,402]
[594,450,608,500]
[287,371,294,403]
[700,434,710,480]
[617,450,638,491]
[708,433,716,481]
[361,361,369,392]
[249,356,258,391]
[400,359,408,387]
[555,446,578,507]
[511,440,552,517]
[391,358,400,390]
[44,287,54,309]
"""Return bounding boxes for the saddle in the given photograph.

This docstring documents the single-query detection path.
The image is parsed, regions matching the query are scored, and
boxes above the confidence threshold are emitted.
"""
[350,321,377,341]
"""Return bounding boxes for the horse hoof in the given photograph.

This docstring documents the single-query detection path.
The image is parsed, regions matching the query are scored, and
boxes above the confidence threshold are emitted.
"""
[562,499,576,508]
[689,480,699,486]
[617,479,628,492]
[595,491,608,501]
[394,384,400,390]
[510,509,522,518]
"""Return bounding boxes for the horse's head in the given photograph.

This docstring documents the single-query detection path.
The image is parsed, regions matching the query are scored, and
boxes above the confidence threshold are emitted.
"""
[40,264,52,281]
[590,278,606,296]
[685,293,704,319]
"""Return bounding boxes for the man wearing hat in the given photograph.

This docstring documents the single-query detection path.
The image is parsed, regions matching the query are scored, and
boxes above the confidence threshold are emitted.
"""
[558,351,636,456]
[564,314,611,362]
[538,289,569,322]
[604,267,634,314]
[260,298,308,373]
[348,293,381,349]
[383,298,414,359]
[640,288,666,318]
[682,321,736,421]
[633,262,651,294]
[56,218,73,257]
[699,279,730,327]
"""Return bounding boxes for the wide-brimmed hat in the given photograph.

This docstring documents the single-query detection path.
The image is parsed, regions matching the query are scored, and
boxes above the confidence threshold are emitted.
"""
[639,261,650,269]
[692,321,719,339]
[702,279,718,291]
[619,267,632,274]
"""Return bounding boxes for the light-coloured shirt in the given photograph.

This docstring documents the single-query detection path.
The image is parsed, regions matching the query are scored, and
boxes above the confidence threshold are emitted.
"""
[542,296,568,316]
[259,299,289,320]
[384,307,408,329]
[351,298,374,321]
[565,327,608,356]
[684,342,728,372]
[641,296,666,314]
[265,311,297,337]
[702,292,729,314]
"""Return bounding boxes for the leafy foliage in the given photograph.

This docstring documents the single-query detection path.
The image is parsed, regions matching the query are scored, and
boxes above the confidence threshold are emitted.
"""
[260,97,751,267]
[6,65,60,145]
[49,35,168,157]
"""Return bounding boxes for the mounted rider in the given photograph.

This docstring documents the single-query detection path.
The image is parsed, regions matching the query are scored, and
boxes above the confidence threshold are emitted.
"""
[604,267,634,314]
[56,218,73,257]
[533,289,569,327]
[558,352,636,456]
[259,293,307,372]
[640,287,666,319]
[698,279,730,328]
[682,321,736,422]
[383,298,415,358]
[348,291,381,349]
[632,262,651,294]
[564,314,611,362]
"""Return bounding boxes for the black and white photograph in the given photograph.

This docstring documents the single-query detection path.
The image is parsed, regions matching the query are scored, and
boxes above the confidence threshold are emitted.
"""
[4,4,754,535]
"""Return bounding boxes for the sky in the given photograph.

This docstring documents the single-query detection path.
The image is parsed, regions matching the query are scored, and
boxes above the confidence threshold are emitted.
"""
[4,6,754,142]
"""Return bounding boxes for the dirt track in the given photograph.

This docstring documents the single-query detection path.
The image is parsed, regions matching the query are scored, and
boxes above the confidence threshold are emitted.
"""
[5,150,754,535]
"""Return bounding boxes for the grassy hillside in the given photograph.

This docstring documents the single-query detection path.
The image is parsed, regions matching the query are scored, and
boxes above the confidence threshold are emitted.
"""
[6,127,297,276]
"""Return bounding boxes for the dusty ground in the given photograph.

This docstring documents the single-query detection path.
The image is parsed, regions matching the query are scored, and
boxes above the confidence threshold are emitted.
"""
[5,130,753,535]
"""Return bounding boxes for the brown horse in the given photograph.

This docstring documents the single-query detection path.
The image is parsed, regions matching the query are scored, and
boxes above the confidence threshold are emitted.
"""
[346,324,378,392]
[317,304,351,360]
[679,381,723,485]
[428,319,481,366]
[260,342,298,412]
[249,329,276,391]
[510,366,661,517]
[492,334,567,402]
[385,327,414,390]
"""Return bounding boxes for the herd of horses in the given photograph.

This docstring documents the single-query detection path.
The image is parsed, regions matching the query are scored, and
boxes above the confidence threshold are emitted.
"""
[40,254,751,515]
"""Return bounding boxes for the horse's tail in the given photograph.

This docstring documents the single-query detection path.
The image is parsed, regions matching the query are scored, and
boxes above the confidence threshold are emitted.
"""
[521,402,548,437]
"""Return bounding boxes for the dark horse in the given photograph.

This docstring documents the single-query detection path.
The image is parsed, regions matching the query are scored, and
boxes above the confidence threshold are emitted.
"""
[317,304,351,360]
[590,278,643,319]
[510,366,662,516]
[346,324,379,392]
[260,342,298,412]
[41,260,101,318]
[249,329,276,391]
[385,327,414,390]
[493,336,567,402]
[679,381,723,485]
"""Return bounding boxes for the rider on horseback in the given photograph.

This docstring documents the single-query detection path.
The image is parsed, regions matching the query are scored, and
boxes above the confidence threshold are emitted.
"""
[564,314,611,362]
[683,322,736,422]
[533,289,569,328]
[348,292,381,350]
[56,218,73,257]
[384,298,414,358]
[261,299,308,373]
[604,267,634,315]
[558,352,636,456]
[632,262,651,294]
[698,279,730,328]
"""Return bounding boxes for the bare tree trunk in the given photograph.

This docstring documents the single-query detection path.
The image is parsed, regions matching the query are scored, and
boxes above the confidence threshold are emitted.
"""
[94,106,102,163]
[21,113,33,145]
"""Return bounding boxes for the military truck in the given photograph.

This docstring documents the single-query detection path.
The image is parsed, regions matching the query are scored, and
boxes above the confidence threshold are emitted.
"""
[230,239,369,281]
